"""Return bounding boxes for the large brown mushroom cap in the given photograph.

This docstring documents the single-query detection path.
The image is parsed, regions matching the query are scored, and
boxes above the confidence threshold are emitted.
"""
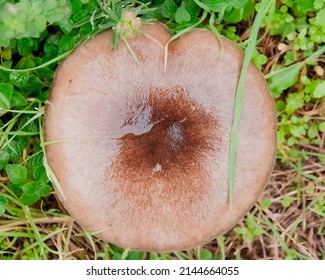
[45,22,276,252]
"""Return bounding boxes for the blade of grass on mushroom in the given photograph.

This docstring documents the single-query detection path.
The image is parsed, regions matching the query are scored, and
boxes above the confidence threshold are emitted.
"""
[208,13,224,58]
[121,36,140,63]
[228,0,274,208]
[164,10,208,73]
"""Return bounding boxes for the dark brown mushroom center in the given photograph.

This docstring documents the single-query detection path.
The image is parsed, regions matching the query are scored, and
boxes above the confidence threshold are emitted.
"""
[110,85,221,182]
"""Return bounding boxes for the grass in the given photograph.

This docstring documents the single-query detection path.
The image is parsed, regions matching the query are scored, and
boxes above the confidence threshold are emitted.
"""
[228,0,274,208]
[0,0,325,259]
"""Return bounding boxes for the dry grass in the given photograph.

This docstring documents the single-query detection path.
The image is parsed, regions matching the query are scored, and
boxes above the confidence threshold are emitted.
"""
[1,140,324,260]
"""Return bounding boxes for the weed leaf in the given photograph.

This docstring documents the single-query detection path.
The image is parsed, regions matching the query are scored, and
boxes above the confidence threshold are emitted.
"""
[162,0,178,18]
[268,63,303,98]
[175,7,191,24]
[313,81,325,98]
[6,164,28,185]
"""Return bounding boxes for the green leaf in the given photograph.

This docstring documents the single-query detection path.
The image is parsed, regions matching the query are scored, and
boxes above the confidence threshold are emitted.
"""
[34,67,55,81]
[252,53,268,69]
[69,0,83,14]
[223,6,244,23]
[225,0,255,23]
[59,34,76,51]
[0,194,8,216]
[319,121,325,132]
[0,150,10,170]
[315,7,325,28]
[33,165,49,183]
[21,181,38,196]
[286,92,305,115]
[184,0,201,17]
[162,0,178,18]
[0,83,13,110]
[28,153,44,170]
[20,179,49,205]
[6,164,28,185]
[201,0,226,12]
[113,253,122,260]
[308,123,319,139]
[175,7,191,24]
[5,140,24,162]
[34,15,47,32]
[79,22,93,38]
[261,198,272,208]
[11,91,28,107]
[199,248,213,260]
[290,123,306,137]
[37,184,52,197]
[268,63,303,98]
[21,181,51,198]
[17,38,37,56]
[246,230,256,243]
[314,0,325,10]
[0,47,12,60]
[22,75,45,93]
[9,71,30,88]
[59,18,73,34]
[282,195,294,208]
[277,127,286,145]
[313,81,325,98]
[292,0,316,17]
[19,194,40,206]
[18,116,38,133]
[59,34,76,52]
[125,251,145,260]
[72,9,88,22]
[16,55,36,69]
[229,0,248,9]
[235,226,248,236]
[46,0,71,24]
[276,100,286,112]
[43,39,59,59]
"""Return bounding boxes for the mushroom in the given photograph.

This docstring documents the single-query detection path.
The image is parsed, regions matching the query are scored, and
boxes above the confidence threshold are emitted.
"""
[45,22,276,252]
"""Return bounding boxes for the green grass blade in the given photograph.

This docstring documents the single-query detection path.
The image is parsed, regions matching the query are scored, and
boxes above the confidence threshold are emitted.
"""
[23,205,45,257]
[228,0,274,208]
[217,235,226,260]
[1,109,43,150]
[164,11,208,73]
[0,103,35,147]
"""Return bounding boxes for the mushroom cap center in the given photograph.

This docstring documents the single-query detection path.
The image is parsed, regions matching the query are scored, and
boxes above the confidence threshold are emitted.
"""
[110,85,221,190]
